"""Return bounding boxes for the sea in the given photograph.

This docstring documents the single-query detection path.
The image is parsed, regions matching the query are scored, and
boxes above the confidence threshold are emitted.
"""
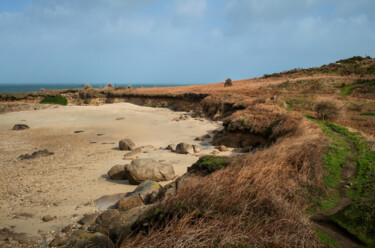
[0,83,188,94]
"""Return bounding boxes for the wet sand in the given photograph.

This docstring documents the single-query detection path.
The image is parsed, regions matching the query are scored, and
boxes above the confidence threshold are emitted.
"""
[0,103,222,237]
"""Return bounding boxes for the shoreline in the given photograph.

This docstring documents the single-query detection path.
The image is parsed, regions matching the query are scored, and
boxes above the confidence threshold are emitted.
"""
[0,102,226,240]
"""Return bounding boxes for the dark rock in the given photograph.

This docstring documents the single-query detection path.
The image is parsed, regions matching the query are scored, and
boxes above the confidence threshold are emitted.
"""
[203,134,211,139]
[96,209,120,224]
[94,193,126,210]
[166,144,176,151]
[19,149,54,160]
[119,138,136,151]
[42,215,53,222]
[175,142,194,154]
[66,232,114,248]
[107,164,126,180]
[12,124,30,130]
[78,213,100,226]
[125,159,175,185]
[194,136,203,141]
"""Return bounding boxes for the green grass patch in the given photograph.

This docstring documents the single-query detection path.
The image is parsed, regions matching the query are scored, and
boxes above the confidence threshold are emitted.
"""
[340,83,358,96]
[315,227,341,248]
[188,156,229,175]
[360,112,375,116]
[324,122,375,246]
[40,95,68,105]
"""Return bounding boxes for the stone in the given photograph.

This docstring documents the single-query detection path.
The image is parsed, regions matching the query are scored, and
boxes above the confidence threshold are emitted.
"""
[42,215,53,222]
[212,149,220,155]
[12,124,30,130]
[194,136,203,141]
[129,180,162,204]
[193,145,201,153]
[123,147,142,158]
[166,144,176,151]
[49,236,65,247]
[95,194,126,210]
[66,232,114,248]
[125,159,175,185]
[175,142,194,154]
[202,134,211,139]
[117,195,144,211]
[119,139,136,151]
[96,209,120,225]
[107,165,126,180]
[78,213,100,226]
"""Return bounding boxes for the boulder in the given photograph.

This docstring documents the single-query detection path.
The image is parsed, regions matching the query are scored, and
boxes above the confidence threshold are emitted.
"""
[117,195,144,211]
[129,180,162,204]
[96,209,120,225]
[94,193,126,210]
[78,213,100,226]
[123,147,142,158]
[125,159,175,185]
[107,165,126,180]
[217,145,229,152]
[119,139,136,151]
[66,232,114,248]
[175,142,194,154]
[12,124,30,130]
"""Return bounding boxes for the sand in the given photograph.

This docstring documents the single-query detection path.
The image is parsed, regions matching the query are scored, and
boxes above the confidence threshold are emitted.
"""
[0,103,222,237]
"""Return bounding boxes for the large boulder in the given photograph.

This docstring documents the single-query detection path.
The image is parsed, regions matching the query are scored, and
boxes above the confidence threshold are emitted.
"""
[107,165,126,180]
[125,159,175,185]
[12,124,30,130]
[117,195,144,211]
[119,139,136,151]
[175,142,194,154]
[129,180,162,204]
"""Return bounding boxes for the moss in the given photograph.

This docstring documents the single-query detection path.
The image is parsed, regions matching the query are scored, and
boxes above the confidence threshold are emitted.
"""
[360,112,375,116]
[40,95,68,105]
[188,156,229,175]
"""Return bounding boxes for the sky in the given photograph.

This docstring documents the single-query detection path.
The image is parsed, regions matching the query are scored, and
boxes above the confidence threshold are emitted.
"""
[0,0,374,85]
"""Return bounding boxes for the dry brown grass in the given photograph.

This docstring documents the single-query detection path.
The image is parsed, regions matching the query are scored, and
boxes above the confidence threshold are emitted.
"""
[121,107,327,248]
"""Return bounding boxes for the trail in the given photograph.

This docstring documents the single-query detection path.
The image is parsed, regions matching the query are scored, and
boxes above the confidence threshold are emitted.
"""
[311,127,361,248]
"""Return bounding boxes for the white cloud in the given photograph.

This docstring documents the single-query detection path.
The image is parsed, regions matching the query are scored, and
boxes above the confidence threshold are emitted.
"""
[174,0,207,19]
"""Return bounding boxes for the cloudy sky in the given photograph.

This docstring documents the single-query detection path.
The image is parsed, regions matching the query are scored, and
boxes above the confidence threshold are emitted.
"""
[0,0,374,85]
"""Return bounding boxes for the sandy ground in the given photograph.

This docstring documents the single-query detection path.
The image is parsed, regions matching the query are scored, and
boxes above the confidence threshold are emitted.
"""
[0,103,223,238]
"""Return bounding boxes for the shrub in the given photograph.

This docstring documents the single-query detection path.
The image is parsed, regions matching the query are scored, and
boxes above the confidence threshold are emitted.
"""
[40,95,68,105]
[83,83,91,89]
[314,98,342,121]
[127,85,132,89]
[40,88,45,92]
[107,83,114,88]
[188,156,229,175]
[224,78,233,87]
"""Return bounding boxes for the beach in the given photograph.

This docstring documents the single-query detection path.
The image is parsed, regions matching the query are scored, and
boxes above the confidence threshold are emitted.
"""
[0,102,222,238]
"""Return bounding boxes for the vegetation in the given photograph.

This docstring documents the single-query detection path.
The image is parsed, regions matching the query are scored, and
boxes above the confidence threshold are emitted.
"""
[83,83,91,89]
[224,78,233,87]
[360,112,375,116]
[39,95,67,105]
[315,98,342,121]
[188,156,229,175]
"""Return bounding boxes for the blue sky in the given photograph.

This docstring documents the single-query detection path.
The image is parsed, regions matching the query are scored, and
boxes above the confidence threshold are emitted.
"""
[0,0,374,85]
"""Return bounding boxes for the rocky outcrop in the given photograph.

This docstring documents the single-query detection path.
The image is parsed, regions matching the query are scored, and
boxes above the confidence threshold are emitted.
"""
[107,164,126,180]
[125,159,175,185]
[66,232,114,248]
[119,138,136,151]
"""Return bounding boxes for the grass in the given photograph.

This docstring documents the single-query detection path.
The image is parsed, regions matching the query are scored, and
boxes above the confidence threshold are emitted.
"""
[40,95,68,105]
[188,156,229,175]
[351,118,367,122]
[360,112,375,116]
[323,123,375,246]
[340,83,358,96]
[315,227,341,248]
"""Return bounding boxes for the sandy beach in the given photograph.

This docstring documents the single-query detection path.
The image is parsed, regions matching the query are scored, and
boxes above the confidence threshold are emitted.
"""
[0,103,222,238]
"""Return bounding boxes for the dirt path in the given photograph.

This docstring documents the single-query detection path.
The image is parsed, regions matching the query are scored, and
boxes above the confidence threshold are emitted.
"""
[311,127,361,248]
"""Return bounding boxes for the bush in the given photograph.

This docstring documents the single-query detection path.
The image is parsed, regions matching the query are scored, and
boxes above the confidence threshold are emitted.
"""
[224,78,233,87]
[40,95,68,105]
[107,83,114,88]
[188,156,229,175]
[315,98,342,121]
[83,83,91,89]
[127,85,132,89]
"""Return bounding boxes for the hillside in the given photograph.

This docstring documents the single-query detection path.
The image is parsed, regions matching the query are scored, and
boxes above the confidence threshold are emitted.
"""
[1,56,374,247]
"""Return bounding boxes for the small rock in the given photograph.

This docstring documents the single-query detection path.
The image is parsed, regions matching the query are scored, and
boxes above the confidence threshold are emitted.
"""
[217,145,228,152]
[202,134,211,139]
[212,149,220,155]
[175,142,194,154]
[12,124,30,130]
[18,149,54,160]
[166,144,176,151]
[42,215,53,222]
[119,139,136,151]
[194,136,203,141]
[115,117,124,120]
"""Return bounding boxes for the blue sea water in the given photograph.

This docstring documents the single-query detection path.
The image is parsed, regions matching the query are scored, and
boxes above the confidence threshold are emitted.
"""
[0,83,187,94]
